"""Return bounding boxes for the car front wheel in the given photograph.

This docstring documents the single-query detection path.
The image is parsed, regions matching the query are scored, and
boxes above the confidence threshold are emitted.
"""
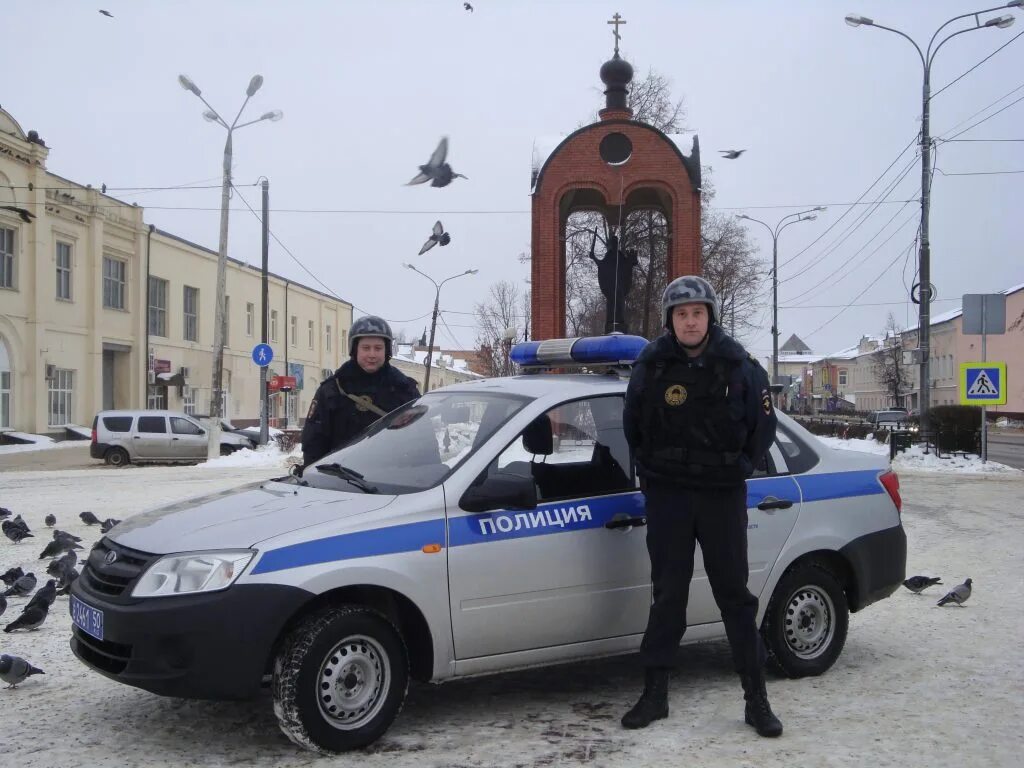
[272,606,409,753]
[762,562,848,678]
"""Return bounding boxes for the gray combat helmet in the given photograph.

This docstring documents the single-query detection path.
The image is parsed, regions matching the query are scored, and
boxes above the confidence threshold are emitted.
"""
[662,275,721,327]
[349,315,394,359]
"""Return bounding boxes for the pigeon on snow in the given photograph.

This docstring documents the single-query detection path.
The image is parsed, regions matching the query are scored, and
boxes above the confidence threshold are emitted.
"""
[4,602,49,632]
[38,537,80,560]
[54,529,82,543]
[407,137,468,188]
[56,568,80,596]
[0,654,45,688]
[100,518,122,534]
[418,220,452,255]
[26,579,57,612]
[903,576,942,594]
[718,149,746,159]
[0,595,6,618]
[1,567,24,587]
[937,578,972,607]
[2,573,37,598]
[44,514,56,527]
[0,507,12,520]
[47,550,77,579]
[79,511,101,526]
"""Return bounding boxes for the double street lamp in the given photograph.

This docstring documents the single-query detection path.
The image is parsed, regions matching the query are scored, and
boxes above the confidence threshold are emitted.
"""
[177,74,282,458]
[736,207,825,390]
[845,3,1018,432]
[402,264,478,391]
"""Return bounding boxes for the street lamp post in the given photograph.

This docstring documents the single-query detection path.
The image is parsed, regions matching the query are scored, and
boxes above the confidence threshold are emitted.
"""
[736,207,825,390]
[403,264,478,391]
[178,73,282,459]
[844,3,1018,433]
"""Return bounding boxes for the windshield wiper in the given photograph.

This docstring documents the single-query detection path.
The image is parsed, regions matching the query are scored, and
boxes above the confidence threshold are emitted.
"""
[315,463,379,493]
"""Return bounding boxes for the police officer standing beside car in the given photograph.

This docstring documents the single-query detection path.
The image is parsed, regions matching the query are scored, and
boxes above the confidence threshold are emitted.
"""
[621,276,783,737]
[301,316,421,468]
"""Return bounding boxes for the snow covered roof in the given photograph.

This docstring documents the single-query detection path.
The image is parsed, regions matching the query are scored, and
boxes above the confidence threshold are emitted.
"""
[901,306,964,335]
[392,344,483,377]
[820,343,861,361]
[777,353,821,364]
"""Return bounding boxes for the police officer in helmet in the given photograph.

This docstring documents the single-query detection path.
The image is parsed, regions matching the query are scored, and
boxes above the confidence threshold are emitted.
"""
[301,315,421,467]
[621,276,782,737]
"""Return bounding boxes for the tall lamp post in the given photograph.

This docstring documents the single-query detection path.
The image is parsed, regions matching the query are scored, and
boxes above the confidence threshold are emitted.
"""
[402,264,478,391]
[178,73,282,459]
[736,207,825,391]
[844,3,1018,432]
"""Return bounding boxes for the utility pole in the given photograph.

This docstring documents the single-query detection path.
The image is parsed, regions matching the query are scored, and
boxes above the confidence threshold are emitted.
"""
[259,179,270,446]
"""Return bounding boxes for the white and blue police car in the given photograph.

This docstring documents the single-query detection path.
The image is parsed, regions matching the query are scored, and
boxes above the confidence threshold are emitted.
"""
[69,334,906,754]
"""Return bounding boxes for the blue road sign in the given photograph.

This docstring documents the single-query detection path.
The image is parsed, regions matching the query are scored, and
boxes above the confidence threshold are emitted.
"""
[252,343,274,367]
[959,362,1007,406]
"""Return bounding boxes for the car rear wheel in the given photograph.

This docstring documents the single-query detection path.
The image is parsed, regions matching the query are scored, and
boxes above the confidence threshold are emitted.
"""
[105,447,130,467]
[762,562,848,678]
[273,606,409,754]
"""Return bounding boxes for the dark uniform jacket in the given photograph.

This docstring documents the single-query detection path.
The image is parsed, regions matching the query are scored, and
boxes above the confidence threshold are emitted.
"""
[301,359,421,466]
[623,325,777,489]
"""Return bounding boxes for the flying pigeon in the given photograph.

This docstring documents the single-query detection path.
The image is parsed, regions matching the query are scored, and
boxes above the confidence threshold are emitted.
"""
[4,602,49,632]
[79,511,101,526]
[100,518,122,534]
[464,2,474,10]
[418,220,452,255]
[44,514,56,527]
[99,9,113,17]
[0,205,35,223]
[1,567,24,587]
[2,573,36,598]
[25,579,57,613]
[937,578,972,607]
[903,576,942,594]
[0,654,45,688]
[718,149,746,159]
[407,137,468,188]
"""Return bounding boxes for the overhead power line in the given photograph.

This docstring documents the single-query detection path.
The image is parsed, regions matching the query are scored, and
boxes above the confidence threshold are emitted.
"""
[931,30,1024,100]
[939,82,1024,139]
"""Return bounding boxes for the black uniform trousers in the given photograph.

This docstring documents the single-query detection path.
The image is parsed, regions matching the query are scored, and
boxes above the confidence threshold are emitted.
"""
[638,479,766,675]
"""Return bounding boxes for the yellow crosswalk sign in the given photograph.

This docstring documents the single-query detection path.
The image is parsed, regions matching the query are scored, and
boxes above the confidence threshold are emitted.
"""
[959,362,1006,405]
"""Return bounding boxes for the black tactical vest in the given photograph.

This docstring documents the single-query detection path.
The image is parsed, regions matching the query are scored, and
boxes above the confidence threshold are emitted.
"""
[639,355,747,486]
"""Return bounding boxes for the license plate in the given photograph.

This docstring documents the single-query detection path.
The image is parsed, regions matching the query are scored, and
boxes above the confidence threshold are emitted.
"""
[70,594,104,641]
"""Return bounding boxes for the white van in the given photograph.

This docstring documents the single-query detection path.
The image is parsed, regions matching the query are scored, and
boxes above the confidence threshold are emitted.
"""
[89,410,254,466]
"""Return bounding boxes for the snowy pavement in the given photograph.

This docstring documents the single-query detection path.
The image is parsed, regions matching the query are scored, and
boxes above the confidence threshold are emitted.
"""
[1,466,1022,767]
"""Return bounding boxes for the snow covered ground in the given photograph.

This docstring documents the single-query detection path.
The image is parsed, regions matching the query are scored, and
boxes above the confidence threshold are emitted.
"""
[1,466,1021,767]
[816,435,1022,474]
[0,432,85,455]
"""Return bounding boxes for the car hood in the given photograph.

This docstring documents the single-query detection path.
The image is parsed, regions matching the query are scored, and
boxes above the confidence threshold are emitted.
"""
[108,481,398,555]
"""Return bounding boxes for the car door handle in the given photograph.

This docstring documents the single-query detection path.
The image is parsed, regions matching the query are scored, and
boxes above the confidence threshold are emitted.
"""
[605,515,647,530]
[172,437,180,441]
[757,497,794,511]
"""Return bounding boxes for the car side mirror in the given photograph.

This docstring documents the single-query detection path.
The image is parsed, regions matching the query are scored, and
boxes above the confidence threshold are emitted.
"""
[460,472,537,513]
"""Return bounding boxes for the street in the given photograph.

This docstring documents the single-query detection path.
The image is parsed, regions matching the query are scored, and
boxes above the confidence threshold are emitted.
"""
[0,462,1021,768]
[986,432,1024,470]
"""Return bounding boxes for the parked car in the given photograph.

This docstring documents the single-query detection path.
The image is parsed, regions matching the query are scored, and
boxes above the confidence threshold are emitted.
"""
[89,410,255,466]
[867,409,915,431]
[71,337,906,753]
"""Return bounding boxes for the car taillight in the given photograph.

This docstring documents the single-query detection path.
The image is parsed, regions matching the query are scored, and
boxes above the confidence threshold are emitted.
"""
[879,470,901,514]
[91,428,97,443]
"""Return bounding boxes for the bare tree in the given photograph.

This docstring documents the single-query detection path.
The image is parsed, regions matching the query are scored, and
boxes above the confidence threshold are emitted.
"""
[872,313,909,408]
[474,280,526,377]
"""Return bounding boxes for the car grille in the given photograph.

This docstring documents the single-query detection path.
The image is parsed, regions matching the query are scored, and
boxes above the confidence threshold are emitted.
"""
[80,538,155,600]
[72,627,132,675]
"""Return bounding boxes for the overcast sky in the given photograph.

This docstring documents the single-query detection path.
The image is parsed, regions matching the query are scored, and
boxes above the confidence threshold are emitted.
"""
[4,1,1022,357]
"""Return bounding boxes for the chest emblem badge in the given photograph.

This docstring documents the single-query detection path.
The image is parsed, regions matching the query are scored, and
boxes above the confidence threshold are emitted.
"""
[664,384,688,406]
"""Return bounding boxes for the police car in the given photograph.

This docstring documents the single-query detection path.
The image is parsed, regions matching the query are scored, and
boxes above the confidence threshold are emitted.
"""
[69,335,906,754]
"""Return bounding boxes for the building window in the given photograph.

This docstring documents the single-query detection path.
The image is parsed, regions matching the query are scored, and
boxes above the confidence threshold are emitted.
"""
[47,368,74,427]
[0,369,10,428]
[56,241,72,300]
[147,385,167,410]
[271,310,279,342]
[838,369,848,387]
[326,325,332,353]
[246,302,255,337]
[182,385,196,416]
[148,276,168,336]
[0,227,14,289]
[308,320,314,349]
[290,315,297,347]
[183,286,199,341]
[102,256,126,309]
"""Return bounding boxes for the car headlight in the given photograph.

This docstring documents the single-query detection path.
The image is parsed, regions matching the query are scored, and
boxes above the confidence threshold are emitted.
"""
[132,550,254,598]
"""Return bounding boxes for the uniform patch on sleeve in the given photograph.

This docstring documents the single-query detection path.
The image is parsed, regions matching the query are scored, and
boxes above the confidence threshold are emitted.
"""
[306,398,318,420]
[761,390,773,415]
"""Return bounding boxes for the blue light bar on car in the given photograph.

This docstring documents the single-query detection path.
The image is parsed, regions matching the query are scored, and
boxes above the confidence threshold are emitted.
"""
[510,334,648,368]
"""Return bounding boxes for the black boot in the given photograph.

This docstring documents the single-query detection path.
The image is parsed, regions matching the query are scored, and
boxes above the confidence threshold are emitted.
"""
[621,668,669,729]
[741,673,783,737]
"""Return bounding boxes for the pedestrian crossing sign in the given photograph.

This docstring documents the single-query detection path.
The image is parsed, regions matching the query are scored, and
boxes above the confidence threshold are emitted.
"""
[959,362,1006,406]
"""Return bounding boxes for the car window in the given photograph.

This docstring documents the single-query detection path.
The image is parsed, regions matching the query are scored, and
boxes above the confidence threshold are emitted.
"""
[491,395,633,502]
[137,416,167,434]
[170,417,203,436]
[304,391,530,494]
[775,423,818,474]
[102,416,133,432]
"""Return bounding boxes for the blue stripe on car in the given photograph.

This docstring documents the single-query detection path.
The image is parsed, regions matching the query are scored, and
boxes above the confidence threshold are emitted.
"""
[249,471,884,574]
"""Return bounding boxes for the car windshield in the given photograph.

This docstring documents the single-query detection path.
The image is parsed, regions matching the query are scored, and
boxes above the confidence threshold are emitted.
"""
[878,411,907,421]
[304,390,531,494]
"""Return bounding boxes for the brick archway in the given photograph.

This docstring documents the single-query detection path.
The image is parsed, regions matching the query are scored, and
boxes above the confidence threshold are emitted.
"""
[530,118,702,340]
